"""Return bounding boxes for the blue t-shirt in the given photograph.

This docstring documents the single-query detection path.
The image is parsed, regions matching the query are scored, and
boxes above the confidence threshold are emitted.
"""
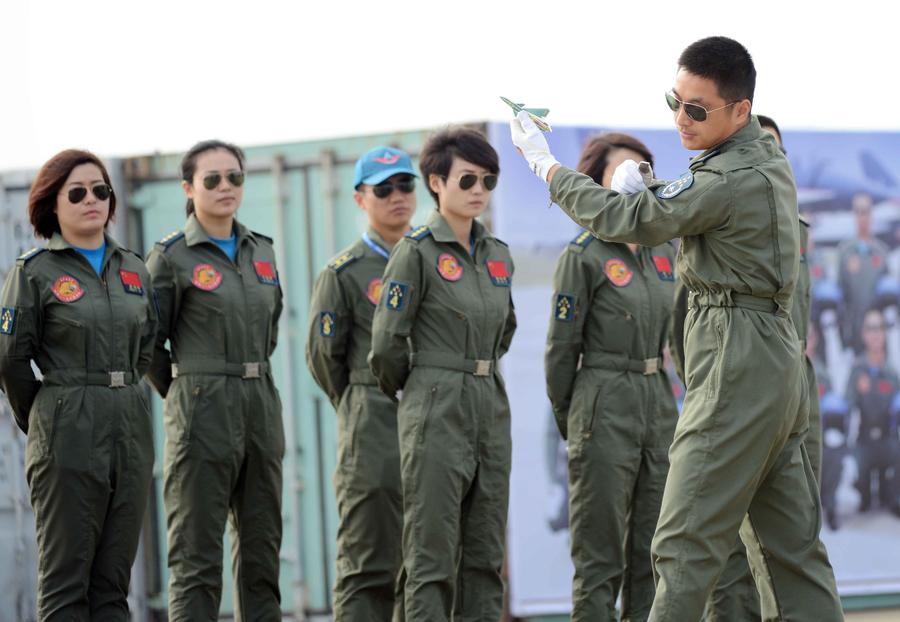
[210,234,237,261]
[73,241,106,276]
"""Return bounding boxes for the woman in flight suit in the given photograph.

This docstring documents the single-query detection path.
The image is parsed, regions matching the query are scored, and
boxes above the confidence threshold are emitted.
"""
[145,140,284,621]
[0,149,157,620]
[369,127,517,621]
[544,133,678,622]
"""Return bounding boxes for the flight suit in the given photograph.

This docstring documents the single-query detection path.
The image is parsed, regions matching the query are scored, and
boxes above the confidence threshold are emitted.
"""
[837,237,888,353]
[369,211,517,621]
[0,233,157,620]
[548,117,842,622]
[545,231,677,622]
[146,215,284,622]
[669,219,825,621]
[820,393,848,530]
[845,358,900,512]
[306,227,404,621]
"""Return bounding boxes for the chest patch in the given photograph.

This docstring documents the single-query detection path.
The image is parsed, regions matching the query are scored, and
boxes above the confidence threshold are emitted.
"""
[119,270,144,295]
[52,275,85,303]
[604,258,633,287]
[486,260,511,287]
[254,260,279,285]
[1,307,15,335]
[657,172,694,199]
[367,277,383,306]
[437,253,463,282]
[386,281,409,311]
[652,256,675,281]
[192,264,223,291]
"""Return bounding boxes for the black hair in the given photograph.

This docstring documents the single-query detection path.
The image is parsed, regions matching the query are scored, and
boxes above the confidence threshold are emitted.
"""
[577,133,654,187]
[419,126,499,206]
[181,139,246,216]
[678,36,756,104]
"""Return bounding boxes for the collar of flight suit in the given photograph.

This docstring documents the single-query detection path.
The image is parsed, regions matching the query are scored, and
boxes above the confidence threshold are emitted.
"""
[690,115,765,168]
[183,212,253,249]
[365,226,396,255]
[47,230,122,264]
[425,210,489,246]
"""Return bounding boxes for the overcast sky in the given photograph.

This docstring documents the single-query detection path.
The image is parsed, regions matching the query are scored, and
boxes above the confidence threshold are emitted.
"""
[2,0,897,171]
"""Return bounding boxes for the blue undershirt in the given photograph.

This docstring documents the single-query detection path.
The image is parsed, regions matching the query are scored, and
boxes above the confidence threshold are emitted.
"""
[73,241,106,276]
[210,234,237,261]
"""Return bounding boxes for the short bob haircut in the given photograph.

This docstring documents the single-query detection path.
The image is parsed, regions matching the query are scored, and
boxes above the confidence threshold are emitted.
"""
[419,126,499,206]
[28,149,116,240]
[576,133,654,187]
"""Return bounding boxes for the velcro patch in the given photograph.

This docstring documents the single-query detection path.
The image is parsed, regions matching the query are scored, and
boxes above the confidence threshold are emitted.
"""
[319,311,336,337]
[52,276,85,303]
[555,294,574,322]
[0,307,15,335]
[254,260,279,285]
[486,260,511,287]
[385,281,409,311]
[119,270,144,295]
[652,256,675,281]
[657,172,694,199]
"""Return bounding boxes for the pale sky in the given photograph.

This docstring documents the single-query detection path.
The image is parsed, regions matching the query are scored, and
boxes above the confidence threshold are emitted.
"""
[2,0,897,171]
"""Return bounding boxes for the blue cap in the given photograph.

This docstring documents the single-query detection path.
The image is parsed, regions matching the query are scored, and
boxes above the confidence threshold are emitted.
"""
[352,146,417,189]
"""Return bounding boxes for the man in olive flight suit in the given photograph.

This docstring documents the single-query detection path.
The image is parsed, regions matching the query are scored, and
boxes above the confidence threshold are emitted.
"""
[306,146,417,620]
[511,36,842,622]
[545,230,678,621]
[668,116,825,621]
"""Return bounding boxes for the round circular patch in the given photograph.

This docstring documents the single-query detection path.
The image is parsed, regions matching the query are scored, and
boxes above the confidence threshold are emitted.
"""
[192,264,223,291]
[436,253,463,282]
[52,275,85,303]
[367,277,383,305]
[604,258,633,287]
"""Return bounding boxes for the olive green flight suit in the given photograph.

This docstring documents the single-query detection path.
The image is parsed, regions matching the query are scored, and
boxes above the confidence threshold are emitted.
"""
[0,233,157,620]
[837,237,888,353]
[369,211,517,621]
[306,227,404,621]
[545,231,678,622]
[548,117,842,622]
[146,215,284,622]
[669,220,826,621]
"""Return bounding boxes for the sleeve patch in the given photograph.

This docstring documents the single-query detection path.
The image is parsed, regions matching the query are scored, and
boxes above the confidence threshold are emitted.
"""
[0,307,16,335]
[385,281,409,311]
[656,172,694,199]
[319,311,336,337]
[554,294,575,322]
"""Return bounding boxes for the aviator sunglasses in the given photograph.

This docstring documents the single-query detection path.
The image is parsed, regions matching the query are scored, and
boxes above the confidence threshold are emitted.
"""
[371,177,416,199]
[442,173,498,191]
[665,90,736,122]
[65,183,113,204]
[202,171,245,190]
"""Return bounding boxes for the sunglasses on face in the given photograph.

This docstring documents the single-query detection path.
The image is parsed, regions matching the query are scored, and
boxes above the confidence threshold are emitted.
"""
[202,171,245,190]
[665,91,736,123]
[65,183,113,204]
[371,178,416,199]
[443,173,498,192]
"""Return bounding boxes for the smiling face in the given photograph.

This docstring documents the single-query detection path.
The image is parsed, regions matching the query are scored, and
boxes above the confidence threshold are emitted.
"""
[182,148,244,220]
[671,68,752,151]
[429,156,493,220]
[55,163,111,242]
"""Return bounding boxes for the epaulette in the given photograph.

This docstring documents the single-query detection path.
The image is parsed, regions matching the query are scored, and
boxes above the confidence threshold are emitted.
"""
[569,230,595,250]
[251,230,274,244]
[156,230,185,249]
[17,247,47,265]
[799,217,810,228]
[492,237,509,248]
[329,252,358,273]
[406,226,432,241]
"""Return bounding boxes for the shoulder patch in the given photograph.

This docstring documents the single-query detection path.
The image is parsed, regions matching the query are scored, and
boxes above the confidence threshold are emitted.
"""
[17,247,47,265]
[406,226,432,241]
[492,237,509,248]
[328,252,358,273]
[251,230,274,245]
[656,172,694,200]
[690,149,720,169]
[799,217,811,228]
[157,230,185,248]
[569,230,595,249]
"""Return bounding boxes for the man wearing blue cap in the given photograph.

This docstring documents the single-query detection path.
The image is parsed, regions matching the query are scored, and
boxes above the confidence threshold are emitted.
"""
[306,146,417,620]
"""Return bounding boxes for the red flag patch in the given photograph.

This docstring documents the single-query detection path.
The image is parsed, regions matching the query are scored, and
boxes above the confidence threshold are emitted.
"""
[119,270,144,295]
[254,260,278,285]
[653,256,674,281]
[486,260,511,287]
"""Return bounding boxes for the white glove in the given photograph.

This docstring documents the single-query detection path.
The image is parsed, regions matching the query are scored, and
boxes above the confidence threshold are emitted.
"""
[510,110,559,182]
[611,160,648,194]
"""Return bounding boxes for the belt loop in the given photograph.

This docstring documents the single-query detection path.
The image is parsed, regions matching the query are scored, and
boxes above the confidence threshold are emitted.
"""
[171,364,180,379]
[643,358,660,375]
[243,362,261,379]
[474,360,492,376]
[109,371,126,388]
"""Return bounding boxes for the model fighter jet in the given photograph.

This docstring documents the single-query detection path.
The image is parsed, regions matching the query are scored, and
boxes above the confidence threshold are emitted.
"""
[500,96,552,132]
